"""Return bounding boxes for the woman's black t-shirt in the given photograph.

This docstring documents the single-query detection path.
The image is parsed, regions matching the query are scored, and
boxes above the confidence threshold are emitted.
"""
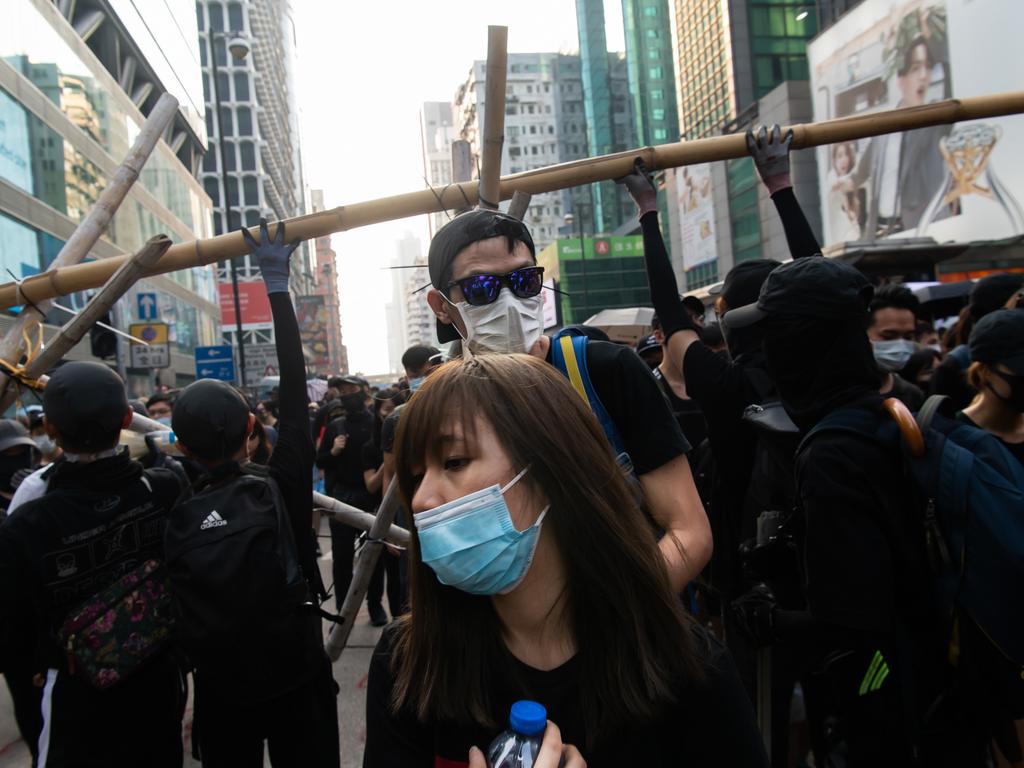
[956,412,1024,466]
[363,627,768,768]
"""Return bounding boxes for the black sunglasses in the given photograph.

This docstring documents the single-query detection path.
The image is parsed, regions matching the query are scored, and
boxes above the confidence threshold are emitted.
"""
[446,266,545,307]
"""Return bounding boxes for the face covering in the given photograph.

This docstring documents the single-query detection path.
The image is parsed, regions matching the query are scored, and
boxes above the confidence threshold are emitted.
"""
[414,466,548,596]
[0,450,33,492]
[33,435,56,454]
[872,339,917,372]
[408,376,425,393]
[447,291,545,355]
[341,393,365,414]
[990,370,1024,413]
[155,416,172,427]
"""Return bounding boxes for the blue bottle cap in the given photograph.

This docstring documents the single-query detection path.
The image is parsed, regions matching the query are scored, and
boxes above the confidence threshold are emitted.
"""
[509,700,547,737]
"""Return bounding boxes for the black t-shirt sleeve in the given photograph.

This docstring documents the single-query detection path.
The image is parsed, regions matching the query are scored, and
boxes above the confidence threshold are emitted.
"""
[585,341,690,474]
[364,630,433,768]
[381,408,402,455]
[795,434,897,634]
[770,187,822,259]
[681,338,749,407]
[362,441,382,473]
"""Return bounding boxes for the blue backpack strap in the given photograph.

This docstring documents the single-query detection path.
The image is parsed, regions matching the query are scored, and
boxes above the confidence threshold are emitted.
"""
[551,331,627,457]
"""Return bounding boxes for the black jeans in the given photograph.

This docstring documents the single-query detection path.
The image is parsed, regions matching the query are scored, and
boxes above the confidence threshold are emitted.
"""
[367,550,403,617]
[328,519,357,612]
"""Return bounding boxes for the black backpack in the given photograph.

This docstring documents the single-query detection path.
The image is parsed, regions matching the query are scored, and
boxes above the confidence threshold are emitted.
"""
[164,462,312,698]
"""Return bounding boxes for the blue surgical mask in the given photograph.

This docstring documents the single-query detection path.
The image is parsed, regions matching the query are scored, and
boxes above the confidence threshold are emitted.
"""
[414,466,547,596]
[156,416,172,427]
[872,339,917,372]
[408,376,425,393]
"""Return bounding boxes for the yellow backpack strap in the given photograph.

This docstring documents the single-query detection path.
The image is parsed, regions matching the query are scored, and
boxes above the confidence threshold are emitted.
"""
[559,336,589,406]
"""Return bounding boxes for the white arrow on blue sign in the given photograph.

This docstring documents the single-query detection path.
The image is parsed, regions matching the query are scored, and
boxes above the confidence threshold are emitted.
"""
[194,346,235,382]
[137,292,158,321]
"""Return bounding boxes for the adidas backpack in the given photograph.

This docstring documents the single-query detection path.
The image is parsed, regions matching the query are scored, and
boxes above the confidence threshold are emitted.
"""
[164,462,312,698]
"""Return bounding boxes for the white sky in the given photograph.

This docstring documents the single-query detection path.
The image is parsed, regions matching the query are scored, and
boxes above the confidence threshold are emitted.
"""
[292,0,624,375]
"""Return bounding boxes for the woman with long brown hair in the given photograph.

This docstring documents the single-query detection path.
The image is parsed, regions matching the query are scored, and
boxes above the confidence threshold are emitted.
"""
[364,354,765,767]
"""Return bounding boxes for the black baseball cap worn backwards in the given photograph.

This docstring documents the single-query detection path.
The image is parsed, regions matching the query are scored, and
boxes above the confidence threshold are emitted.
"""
[428,210,536,344]
[43,361,129,451]
[723,257,873,329]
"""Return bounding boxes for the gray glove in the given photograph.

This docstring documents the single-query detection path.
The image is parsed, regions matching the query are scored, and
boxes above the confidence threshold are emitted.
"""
[746,124,794,196]
[615,158,659,217]
[240,218,300,294]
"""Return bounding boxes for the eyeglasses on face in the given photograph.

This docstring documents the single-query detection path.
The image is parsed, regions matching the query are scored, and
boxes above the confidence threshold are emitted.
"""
[446,266,544,307]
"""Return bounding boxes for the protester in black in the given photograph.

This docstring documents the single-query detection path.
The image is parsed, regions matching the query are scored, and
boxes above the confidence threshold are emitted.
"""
[172,220,339,767]
[724,256,992,766]
[0,362,187,767]
[867,284,925,410]
[959,309,1024,465]
[361,387,405,622]
[930,273,1024,409]
[364,354,767,768]
[425,210,709,591]
[316,376,379,619]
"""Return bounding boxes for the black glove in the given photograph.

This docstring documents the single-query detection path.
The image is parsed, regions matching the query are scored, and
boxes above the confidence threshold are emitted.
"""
[731,583,778,647]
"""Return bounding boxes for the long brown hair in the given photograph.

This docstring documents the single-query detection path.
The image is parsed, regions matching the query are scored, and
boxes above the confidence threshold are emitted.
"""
[391,354,702,744]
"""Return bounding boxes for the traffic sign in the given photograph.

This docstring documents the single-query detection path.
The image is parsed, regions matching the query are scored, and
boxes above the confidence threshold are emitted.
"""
[195,345,236,382]
[137,292,158,321]
[128,322,170,369]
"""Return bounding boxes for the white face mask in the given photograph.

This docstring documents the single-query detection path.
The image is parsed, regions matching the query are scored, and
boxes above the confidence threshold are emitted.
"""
[447,290,545,355]
[872,338,917,372]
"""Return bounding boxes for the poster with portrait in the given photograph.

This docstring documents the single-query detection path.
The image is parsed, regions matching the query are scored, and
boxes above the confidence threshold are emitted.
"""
[295,295,331,369]
[675,163,717,271]
[808,0,1024,247]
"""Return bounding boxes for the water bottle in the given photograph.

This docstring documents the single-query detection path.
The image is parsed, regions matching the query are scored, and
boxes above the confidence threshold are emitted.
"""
[121,429,182,458]
[487,700,552,768]
[146,430,182,456]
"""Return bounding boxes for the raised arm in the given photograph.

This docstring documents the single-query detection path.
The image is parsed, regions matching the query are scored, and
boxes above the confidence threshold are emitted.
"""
[747,124,821,259]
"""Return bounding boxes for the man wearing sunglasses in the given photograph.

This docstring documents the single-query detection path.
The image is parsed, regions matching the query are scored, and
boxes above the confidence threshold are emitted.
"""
[426,209,712,591]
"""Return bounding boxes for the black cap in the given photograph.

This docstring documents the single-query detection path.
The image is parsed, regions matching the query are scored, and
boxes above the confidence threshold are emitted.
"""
[681,295,706,319]
[969,309,1024,375]
[337,375,368,388]
[636,333,660,354]
[0,419,37,453]
[43,362,128,451]
[723,257,873,329]
[428,210,536,343]
[969,273,1024,319]
[708,259,781,310]
[172,379,251,460]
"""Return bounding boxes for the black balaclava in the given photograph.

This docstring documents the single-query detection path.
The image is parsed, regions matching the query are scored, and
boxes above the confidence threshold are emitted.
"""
[762,313,882,432]
[341,392,365,415]
[0,448,32,493]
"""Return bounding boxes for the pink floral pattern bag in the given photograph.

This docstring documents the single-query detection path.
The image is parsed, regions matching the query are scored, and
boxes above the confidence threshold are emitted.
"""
[57,559,173,689]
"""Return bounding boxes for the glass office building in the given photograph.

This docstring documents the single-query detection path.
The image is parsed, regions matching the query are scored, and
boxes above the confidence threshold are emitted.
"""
[0,0,219,392]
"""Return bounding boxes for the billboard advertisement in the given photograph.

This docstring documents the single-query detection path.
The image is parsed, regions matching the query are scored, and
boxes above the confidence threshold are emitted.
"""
[295,295,331,369]
[218,281,273,327]
[808,0,1024,247]
[674,164,717,271]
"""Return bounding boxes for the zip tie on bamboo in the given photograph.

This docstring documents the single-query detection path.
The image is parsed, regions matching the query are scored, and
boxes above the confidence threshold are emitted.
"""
[1,90,1023,309]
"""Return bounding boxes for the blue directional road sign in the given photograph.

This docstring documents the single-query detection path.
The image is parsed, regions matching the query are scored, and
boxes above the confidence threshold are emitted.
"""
[137,292,158,321]
[195,345,236,382]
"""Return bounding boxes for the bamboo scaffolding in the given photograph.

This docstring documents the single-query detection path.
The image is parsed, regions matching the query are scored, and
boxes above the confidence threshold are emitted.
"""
[0,94,179,380]
[2,90,1023,309]
[314,490,409,547]
[0,236,172,412]
[477,26,508,210]
[508,190,532,221]
[324,478,404,660]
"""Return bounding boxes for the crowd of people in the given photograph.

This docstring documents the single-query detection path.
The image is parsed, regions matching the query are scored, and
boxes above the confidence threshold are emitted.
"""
[0,128,1020,768]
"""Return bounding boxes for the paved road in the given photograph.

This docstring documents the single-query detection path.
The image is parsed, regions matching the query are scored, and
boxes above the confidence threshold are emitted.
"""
[0,519,387,767]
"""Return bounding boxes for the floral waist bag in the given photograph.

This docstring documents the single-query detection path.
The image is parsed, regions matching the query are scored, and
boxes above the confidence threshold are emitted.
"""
[57,559,174,689]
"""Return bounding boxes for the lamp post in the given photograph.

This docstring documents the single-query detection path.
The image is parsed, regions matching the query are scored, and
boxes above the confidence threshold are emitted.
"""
[563,208,589,323]
[209,31,250,387]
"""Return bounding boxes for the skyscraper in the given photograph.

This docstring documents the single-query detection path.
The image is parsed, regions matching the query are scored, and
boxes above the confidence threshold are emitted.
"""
[197,0,313,383]
[421,102,456,239]
[310,189,348,375]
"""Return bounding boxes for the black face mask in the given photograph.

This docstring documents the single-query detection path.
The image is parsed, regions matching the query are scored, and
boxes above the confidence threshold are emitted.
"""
[990,370,1024,413]
[341,393,365,414]
[0,450,33,493]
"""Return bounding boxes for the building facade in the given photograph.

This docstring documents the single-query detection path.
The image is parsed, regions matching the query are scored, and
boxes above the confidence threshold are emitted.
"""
[310,189,347,375]
[668,0,821,290]
[421,101,455,239]
[0,0,220,394]
[196,0,313,385]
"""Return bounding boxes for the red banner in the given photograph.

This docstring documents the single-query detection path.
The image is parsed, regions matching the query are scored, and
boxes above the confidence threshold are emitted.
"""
[218,281,273,326]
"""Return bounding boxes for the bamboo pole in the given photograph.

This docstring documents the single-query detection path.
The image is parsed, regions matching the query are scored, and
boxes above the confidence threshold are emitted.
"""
[2,90,1023,309]
[0,94,179,382]
[508,190,532,221]
[451,139,474,215]
[477,26,508,210]
[0,236,172,412]
[314,490,409,547]
[325,478,404,660]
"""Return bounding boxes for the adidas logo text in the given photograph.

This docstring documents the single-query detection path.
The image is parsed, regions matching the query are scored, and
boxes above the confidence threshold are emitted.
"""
[200,510,227,530]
